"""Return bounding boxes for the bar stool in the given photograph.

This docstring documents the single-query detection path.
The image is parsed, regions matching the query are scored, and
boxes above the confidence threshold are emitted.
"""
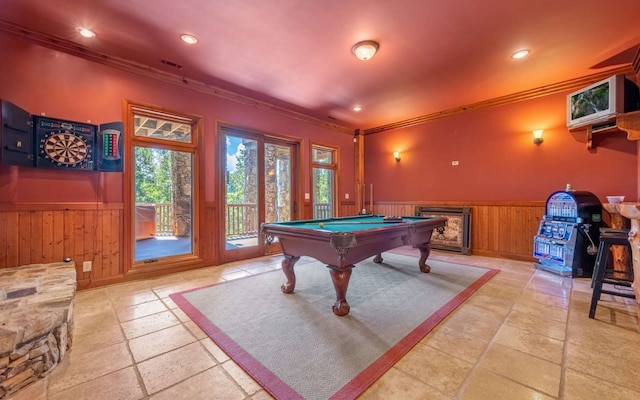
[589,229,635,319]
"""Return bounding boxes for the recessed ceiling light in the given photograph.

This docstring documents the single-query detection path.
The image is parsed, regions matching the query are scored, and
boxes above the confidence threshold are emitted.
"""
[181,34,198,44]
[76,27,96,38]
[352,106,362,112]
[511,49,530,59]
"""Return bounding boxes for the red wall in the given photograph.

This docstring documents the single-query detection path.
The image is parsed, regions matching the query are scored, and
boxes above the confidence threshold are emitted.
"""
[0,32,355,204]
[1,31,637,207]
[364,91,637,203]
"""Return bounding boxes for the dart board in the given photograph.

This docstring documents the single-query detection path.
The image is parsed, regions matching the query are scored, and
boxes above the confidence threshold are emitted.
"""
[35,117,95,170]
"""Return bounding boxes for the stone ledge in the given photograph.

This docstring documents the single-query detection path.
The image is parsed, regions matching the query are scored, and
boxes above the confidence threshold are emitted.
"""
[0,262,76,398]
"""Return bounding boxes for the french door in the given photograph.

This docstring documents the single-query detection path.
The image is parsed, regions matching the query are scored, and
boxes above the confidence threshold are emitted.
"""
[221,126,298,261]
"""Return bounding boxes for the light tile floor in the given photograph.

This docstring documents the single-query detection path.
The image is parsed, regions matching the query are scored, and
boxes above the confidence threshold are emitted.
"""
[7,248,640,400]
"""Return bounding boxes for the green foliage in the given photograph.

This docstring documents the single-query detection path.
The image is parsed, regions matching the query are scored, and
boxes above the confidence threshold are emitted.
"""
[134,147,173,203]
[226,145,248,204]
[313,167,332,203]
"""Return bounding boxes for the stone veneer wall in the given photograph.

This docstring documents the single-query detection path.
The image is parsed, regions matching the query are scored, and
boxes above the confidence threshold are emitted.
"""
[0,262,76,398]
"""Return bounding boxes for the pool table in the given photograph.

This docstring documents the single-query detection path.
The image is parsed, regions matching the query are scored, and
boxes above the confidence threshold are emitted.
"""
[261,214,447,316]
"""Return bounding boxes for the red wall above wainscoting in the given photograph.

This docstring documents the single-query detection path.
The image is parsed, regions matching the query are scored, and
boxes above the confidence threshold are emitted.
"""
[0,32,355,205]
[363,90,637,203]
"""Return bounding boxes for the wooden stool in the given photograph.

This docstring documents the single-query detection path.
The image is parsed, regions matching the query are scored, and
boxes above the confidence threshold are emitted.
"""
[589,229,635,319]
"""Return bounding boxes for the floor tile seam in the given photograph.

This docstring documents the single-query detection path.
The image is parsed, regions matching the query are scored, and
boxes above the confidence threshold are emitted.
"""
[129,324,202,364]
[503,308,570,334]
[121,319,184,342]
[387,365,454,400]
[127,356,151,400]
[145,365,247,400]
[218,359,271,398]
[562,362,640,395]
[454,268,538,397]
[461,365,562,399]
[500,321,567,344]
[124,318,229,398]
[45,363,142,399]
[556,276,581,399]
[116,299,171,323]
[405,337,485,396]
[125,327,218,397]
[510,293,570,310]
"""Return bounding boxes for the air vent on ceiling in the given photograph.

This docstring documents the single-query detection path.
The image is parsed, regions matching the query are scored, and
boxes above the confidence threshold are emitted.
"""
[160,59,183,70]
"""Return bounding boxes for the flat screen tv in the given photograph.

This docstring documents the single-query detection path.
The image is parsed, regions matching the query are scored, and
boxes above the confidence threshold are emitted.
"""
[566,74,640,129]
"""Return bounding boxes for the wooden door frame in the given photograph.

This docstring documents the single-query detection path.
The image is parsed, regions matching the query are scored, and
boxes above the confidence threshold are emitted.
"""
[217,122,301,263]
[123,99,205,278]
[309,141,340,218]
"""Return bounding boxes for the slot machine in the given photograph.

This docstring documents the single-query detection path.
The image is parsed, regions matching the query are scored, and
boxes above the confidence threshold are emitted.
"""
[533,189,603,277]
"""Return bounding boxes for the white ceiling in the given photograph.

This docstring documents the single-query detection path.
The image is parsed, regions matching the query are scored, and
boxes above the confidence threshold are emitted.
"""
[1,0,639,131]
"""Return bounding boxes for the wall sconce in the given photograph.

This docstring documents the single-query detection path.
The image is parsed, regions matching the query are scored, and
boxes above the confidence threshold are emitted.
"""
[393,151,401,162]
[352,40,379,61]
[533,130,544,145]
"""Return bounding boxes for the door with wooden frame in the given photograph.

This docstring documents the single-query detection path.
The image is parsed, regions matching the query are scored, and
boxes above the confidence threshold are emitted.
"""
[124,101,203,275]
[311,143,338,219]
[220,126,299,262]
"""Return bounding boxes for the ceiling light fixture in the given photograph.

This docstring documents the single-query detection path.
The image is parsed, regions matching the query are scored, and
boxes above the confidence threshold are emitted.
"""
[76,27,96,38]
[352,106,362,112]
[511,49,530,59]
[180,34,198,44]
[351,40,379,61]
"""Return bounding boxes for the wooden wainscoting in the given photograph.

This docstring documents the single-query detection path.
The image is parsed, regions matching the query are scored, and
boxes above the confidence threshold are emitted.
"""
[0,203,124,287]
[357,201,545,261]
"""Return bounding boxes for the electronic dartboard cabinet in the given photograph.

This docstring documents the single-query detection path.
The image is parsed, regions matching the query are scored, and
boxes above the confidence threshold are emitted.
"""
[34,116,96,170]
[0,100,123,172]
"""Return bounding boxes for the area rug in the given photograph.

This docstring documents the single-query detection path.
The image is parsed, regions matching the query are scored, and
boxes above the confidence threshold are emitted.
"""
[170,253,498,400]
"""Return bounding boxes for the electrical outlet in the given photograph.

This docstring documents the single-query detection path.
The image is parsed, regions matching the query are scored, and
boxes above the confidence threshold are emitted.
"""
[451,160,459,166]
[345,193,350,199]
[82,261,92,272]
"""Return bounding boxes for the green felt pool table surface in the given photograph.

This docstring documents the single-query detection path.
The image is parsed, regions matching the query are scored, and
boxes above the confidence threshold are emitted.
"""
[261,215,447,316]
[271,215,429,232]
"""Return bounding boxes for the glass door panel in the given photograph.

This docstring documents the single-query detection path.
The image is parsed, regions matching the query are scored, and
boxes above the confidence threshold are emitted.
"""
[265,143,292,223]
[225,135,259,250]
[264,143,294,248]
[134,146,193,261]
[312,167,334,219]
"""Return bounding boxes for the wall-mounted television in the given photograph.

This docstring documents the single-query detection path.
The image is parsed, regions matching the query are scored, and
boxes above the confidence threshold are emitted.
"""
[566,74,640,129]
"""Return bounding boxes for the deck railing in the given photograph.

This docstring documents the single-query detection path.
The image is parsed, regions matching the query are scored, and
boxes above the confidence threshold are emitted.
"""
[140,202,332,239]
[313,203,333,219]
[154,203,173,235]
[226,203,259,238]
[136,202,173,236]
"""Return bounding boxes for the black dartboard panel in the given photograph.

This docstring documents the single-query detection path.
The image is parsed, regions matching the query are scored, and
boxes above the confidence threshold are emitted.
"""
[34,116,95,170]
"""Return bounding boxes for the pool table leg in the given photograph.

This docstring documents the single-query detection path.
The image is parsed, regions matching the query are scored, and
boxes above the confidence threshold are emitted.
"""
[329,266,353,316]
[415,243,432,273]
[280,255,300,294]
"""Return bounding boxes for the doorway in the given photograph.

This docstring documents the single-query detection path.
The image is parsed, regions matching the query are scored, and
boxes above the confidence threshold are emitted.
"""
[221,126,298,261]
[311,143,338,218]
[125,101,202,274]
